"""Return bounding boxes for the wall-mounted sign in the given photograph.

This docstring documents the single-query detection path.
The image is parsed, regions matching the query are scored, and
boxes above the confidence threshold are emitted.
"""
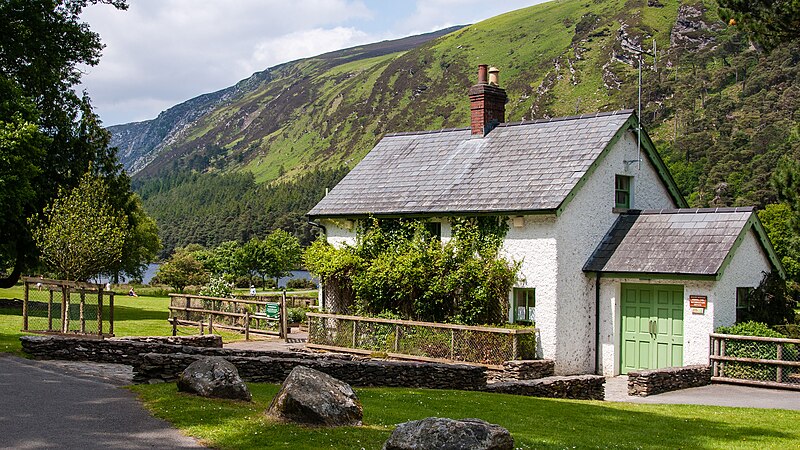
[689,295,707,309]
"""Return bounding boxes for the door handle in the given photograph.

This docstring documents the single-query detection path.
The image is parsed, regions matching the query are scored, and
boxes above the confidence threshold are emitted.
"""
[648,320,653,336]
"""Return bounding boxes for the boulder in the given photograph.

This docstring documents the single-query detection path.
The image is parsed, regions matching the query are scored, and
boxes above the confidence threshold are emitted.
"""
[177,357,251,401]
[267,366,362,427]
[383,417,513,450]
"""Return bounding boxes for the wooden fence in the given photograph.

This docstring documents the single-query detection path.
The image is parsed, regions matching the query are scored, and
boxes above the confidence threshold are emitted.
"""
[22,277,114,338]
[307,313,536,367]
[168,293,289,339]
[710,333,800,390]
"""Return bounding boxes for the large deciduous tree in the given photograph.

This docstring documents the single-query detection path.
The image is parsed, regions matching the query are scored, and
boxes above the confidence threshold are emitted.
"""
[155,247,208,293]
[0,0,153,287]
[29,171,127,281]
[263,230,302,285]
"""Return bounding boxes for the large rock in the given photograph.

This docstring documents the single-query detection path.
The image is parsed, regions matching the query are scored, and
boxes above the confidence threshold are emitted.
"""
[383,417,514,450]
[267,366,362,427]
[177,357,251,401]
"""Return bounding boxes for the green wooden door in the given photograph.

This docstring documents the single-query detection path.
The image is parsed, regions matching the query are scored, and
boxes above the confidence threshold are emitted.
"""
[621,283,684,372]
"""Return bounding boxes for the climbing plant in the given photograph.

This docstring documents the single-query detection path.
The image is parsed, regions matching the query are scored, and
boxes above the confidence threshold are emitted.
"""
[305,217,520,325]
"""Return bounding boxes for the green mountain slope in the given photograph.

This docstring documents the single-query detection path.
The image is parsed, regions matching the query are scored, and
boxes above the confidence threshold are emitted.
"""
[133,0,799,255]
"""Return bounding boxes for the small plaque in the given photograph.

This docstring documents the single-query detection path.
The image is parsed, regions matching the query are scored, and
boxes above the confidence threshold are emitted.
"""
[691,307,705,315]
[689,295,707,309]
[265,302,281,319]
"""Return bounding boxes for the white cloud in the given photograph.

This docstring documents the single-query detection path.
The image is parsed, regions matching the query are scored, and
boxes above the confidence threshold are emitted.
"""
[398,0,546,35]
[244,27,371,74]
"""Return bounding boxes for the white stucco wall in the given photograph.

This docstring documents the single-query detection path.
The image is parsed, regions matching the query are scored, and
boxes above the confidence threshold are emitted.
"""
[597,227,773,375]
[552,130,678,374]
[502,214,558,360]
[320,219,357,247]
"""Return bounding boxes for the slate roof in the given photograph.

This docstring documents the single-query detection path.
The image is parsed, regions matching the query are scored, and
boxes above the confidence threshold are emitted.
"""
[583,208,758,276]
[308,110,635,217]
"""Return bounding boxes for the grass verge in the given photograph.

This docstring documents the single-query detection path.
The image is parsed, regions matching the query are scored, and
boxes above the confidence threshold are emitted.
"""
[131,383,800,450]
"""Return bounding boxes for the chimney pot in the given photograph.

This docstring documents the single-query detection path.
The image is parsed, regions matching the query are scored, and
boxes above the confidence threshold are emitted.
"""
[477,64,488,84]
[488,67,500,86]
[469,64,507,136]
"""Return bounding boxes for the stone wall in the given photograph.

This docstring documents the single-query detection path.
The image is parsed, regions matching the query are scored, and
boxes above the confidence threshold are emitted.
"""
[19,335,351,366]
[109,335,223,348]
[490,359,555,382]
[627,365,711,397]
[136,352,487,390]
[483,375,605,400]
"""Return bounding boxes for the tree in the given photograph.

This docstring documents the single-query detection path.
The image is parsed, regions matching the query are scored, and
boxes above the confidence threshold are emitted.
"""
[718,0,800,50]
[738,271,797,325]
[155,247,207,293]
[759,203,800,282]
[263,230,302,285]
[237,238,273,288]
[0,0,131,286]
[29,171,127,281]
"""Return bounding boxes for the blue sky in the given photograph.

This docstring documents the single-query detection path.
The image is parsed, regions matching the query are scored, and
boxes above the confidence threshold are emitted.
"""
[78,0,546,126]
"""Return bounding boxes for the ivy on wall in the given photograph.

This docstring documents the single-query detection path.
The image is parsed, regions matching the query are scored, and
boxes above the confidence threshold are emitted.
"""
[304,217,520,325]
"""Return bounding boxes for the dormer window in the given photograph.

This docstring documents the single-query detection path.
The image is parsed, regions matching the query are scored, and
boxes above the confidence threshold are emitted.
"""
[615,175,632,209]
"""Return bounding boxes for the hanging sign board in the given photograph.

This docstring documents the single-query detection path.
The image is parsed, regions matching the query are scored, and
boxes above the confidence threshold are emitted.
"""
[689,295,707,308]
[689,295,707,314]
[265,302,281,319]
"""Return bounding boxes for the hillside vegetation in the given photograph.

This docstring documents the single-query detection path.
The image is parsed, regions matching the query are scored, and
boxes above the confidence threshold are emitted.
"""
[128,0,799,257]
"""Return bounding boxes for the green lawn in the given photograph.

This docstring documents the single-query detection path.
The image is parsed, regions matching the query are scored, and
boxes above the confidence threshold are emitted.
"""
[0,285,241,355]
[131,383,800,450]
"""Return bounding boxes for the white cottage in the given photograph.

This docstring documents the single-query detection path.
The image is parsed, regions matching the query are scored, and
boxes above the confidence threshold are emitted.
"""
[308,65,784,376]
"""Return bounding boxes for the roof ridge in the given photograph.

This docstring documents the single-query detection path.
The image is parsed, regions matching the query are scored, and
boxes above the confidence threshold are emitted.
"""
[382,109,635,137]
[385,127,470,137]
[495,109,634,129]
[634,207,756,215]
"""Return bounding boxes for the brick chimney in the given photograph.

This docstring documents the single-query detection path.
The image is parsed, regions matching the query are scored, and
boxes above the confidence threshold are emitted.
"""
[469,64,507,136]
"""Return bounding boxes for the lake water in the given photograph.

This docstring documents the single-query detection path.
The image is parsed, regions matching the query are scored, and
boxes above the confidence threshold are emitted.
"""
[96,263,315,288]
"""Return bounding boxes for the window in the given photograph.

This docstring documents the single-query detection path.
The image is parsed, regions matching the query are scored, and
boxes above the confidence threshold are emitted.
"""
[513,288,535,324]
[615,175,631,209]
[736,287,754,322]
[425,221,442,240]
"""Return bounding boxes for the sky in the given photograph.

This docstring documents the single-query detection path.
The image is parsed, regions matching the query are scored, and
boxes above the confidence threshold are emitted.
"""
[78,0,546,126]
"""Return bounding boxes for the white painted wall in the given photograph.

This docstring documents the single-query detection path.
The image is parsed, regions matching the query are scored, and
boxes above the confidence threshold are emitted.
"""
[502,214,558,360]
[321,219,357,247]
[596,226,773,375]
[552,131,677,374]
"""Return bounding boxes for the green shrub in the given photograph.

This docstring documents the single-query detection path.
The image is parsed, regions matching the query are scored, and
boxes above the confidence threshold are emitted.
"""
[286,278,317,290]
[716,321,797,381]
[286,307,307,324]
[199,275,234,298]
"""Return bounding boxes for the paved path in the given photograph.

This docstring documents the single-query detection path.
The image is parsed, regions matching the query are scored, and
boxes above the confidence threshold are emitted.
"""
[605,375,800,410]
[0,355,204,450]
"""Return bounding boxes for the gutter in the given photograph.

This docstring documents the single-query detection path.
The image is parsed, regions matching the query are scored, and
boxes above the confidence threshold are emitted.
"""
[595,271,601,375]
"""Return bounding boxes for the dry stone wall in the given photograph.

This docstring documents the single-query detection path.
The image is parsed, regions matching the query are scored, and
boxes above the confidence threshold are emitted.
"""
[627,365,711,396]
[483,375,605,400]
[136,352,487,390]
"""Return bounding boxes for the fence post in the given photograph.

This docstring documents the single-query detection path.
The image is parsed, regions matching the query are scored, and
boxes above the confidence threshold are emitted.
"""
[394,325,400,352]
[22,281,29,331]
[450,329,455,360]
[245,311,250,341]
[281,290,288,340]
[352,320,358,348]
[185,295,190,322]
[712,337,719,377]
[79,288,86,334]
[208,316,214,334]
[97,287,103,337]
[719,339,726,377]
[512,332,519,360]
[199,320,204,335]
[172,318,177,336]
[109,291,114,336]
[777,343,783,383]
[48,288,53,331]
[61,285,68,333]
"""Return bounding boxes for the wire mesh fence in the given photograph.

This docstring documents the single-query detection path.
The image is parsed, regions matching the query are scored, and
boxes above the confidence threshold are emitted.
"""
[168,294,285,338]
[307,313,536,366]
[710,333,800,389]
[23,278,114,337]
